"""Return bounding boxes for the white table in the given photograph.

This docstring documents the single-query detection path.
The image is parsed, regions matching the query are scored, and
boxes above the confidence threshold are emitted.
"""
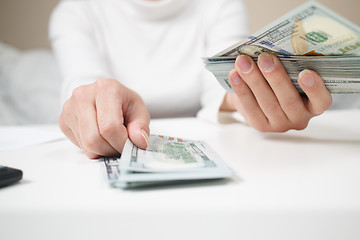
[1,110,360,240]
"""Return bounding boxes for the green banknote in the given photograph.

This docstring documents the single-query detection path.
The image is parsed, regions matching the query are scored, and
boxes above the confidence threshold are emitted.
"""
[102,134,233,189]
[205,1,360,94]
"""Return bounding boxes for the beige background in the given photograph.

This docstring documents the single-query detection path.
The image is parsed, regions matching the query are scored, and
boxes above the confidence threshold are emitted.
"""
[0,0,359,51]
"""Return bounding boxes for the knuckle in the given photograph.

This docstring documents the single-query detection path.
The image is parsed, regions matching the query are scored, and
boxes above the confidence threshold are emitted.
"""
[271,124,287,133]
[82,134,102,153]
[71,85,88,100]
[249,121,269,133]
[96,78,111,87]
[251,116,309,133]
[277,125,292,132]
[256,126,268,133]
[110,87,123,97]
[264,102,281,113]
[96,78,116,88]
[58,115,66,130]
[270,120,290,133]
[294,122,308,131]
[84,151,100,159]
[243,105,261,119]
[282,98,303,113]
[96,78,124,95]
[62,99,73,114]
[290,117,310,131]
[98,121,117,138]
[258,125,274,133]
[60,101,77,124]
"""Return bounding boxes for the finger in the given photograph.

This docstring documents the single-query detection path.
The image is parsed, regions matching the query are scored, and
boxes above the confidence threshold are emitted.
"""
[125,91,151,150]
[58,112,81,149]
[235,55,287,128]
[60,99,101,158]
[72,86,118,158]
[228,69,269,131]
[298,69,332,115]
[96,81,129,154]
[58,99,84,150]
[257,53,309,123]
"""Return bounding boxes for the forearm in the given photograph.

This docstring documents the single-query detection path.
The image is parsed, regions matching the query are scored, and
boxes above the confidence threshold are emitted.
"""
[49,1,112,104]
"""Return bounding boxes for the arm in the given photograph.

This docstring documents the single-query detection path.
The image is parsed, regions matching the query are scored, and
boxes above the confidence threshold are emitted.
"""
[197,0,249,122]
[49,2,150,158]
[49,1,111,104]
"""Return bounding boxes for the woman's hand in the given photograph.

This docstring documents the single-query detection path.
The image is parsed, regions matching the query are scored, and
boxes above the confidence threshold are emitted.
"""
[223,53,332,132]
[58,78,150,159]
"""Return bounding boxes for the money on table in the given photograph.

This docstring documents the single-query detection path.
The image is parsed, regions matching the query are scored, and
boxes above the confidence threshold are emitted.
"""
[204,1,360,94]
[102,134,233,189]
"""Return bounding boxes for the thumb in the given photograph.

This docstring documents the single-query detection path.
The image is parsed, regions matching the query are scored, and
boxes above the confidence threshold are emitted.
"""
[125,99,151,150]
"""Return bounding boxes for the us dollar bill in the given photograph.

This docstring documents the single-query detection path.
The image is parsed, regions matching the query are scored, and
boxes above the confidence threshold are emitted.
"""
[102,134,233,189]
[205,1,360,94]
[205,55,360,94]
[215,1,360,57]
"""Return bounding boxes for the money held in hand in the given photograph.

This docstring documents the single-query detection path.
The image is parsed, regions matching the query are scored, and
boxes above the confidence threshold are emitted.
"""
[102,134,233,189]
[204,1,360,94]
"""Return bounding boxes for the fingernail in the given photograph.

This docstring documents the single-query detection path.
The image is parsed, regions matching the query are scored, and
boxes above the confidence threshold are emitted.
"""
[230,72,242,84]
[236,55,253,73]
[258,53,275,72]
[299,69,315,87]
[141,130,149,148]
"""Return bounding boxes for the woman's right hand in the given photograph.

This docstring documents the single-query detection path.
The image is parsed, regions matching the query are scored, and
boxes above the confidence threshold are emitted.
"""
[58,78,150,159]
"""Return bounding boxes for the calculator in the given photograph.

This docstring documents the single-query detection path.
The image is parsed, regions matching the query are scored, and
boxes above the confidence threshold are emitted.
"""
[0,165,23,188]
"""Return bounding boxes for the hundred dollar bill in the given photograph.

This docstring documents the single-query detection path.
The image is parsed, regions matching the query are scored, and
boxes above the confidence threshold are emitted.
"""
[205,1,360,94]
[103,156,219,188]
[103,157,121,186]
[103,158,160,189]
[205,55,360,94]
[102,134,233,189]
[215,1,360,57]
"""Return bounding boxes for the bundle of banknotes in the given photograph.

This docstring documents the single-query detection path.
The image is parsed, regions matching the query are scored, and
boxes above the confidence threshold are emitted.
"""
[102,134,233,189]
[204,1,360,94]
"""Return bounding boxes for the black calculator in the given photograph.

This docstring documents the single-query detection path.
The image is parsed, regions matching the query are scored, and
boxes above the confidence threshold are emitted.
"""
[0,165,23,188]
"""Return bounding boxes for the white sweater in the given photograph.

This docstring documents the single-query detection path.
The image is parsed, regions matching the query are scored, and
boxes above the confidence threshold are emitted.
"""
[49,0,249,120]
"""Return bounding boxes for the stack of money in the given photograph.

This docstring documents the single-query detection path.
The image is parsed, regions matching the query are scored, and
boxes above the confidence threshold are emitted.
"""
[103,134,233,189]
[204,1,360,94]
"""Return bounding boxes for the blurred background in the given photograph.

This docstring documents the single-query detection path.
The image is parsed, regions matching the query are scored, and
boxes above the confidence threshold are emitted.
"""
[0,0,359,125]
[1,0,359,50]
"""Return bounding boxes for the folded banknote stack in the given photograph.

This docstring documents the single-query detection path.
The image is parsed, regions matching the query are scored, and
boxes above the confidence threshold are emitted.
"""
[204,1,360,94]
[102,134,233,189]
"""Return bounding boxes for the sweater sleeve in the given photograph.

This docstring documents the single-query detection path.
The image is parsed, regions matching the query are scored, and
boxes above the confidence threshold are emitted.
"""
[197,0,249,123]
[49,1,112,105]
